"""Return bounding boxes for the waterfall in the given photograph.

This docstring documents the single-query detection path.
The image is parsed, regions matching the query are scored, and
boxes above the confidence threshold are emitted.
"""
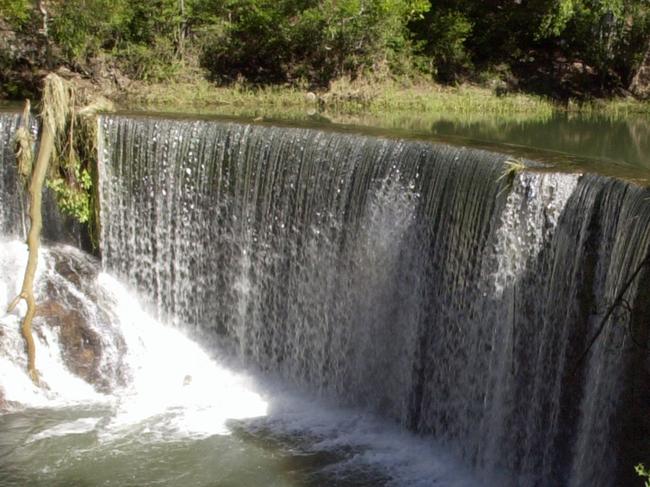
[98,115,650,486]
[0,114,620,486]
[0,112,27,236]
[1,110,647,485]
[0,238,268,434]
[0,111,80,245]
[2,112,484,487]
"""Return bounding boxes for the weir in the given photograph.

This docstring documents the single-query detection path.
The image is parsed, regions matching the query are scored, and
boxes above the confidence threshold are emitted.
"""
[1,110,649,485]
[95,114,650,486]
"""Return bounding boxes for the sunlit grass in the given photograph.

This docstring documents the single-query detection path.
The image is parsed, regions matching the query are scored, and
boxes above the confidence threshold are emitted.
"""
[570,97,650,117]
[119,76,650,121]
[122,79,311,111]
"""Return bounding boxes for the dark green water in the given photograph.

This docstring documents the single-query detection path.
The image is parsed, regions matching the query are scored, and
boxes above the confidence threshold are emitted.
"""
[4,101,650,173]
[421,113,650,170]
[306,111,650,172]
[0,406,393,487]
[0,407,294,487]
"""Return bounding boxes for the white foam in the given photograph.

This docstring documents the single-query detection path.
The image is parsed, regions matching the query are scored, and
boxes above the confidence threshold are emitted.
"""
[95,272,268,440]
[29,417,102,442]
[244,390,482,487]
[1,239,479,485]
[0,240,106,408]
[1,239,267,440]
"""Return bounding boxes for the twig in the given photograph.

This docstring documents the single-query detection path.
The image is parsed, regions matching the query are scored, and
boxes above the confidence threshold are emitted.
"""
[572,253,650,375]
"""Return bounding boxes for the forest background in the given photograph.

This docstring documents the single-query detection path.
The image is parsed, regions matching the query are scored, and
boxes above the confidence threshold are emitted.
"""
[1,0,650,109]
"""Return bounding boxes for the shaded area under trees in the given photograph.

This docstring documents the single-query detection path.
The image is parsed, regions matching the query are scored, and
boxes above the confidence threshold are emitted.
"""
[1,1,650,99]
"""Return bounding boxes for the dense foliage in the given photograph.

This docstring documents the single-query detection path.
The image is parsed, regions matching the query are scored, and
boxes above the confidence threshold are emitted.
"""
[1,0,649,96]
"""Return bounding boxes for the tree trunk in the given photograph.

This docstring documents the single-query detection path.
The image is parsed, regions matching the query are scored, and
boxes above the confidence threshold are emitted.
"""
[7,98,57,384]
[178,0,186,60]
[630,41,650,99]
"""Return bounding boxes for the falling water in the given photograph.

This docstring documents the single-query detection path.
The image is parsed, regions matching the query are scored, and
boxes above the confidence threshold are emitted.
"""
[98,115,650,486]
[0,111,485,486]
[0,240,477,486]
[0,111,78,244]
[0,112,27,236]
[1,110,648,485]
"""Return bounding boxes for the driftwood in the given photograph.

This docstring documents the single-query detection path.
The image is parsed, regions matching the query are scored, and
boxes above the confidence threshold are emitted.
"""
[7,74,71,383]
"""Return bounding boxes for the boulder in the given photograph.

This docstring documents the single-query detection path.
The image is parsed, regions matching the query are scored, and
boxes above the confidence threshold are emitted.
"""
[36,300,107,390]
[33,247,128,393]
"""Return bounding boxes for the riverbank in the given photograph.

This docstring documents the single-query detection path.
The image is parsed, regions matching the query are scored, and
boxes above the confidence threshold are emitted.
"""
[4,76,649,122]
[118,77,650,121]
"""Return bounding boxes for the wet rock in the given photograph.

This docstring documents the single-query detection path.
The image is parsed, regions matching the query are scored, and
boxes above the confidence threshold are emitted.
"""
[0,387,18,413]
[33,247,128,393]
[50,245,99,287]
[37,300,107,390]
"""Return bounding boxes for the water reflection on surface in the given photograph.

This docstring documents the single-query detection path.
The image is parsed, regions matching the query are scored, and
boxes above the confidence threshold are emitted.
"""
[424,114,650,170]
[288,110,650,170]
[107,103,650,174]
[3,103,650,172]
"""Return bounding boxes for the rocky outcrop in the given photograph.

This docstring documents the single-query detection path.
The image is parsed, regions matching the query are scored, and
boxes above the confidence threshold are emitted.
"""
[0,18,49,99]
[33,247,128,393]
[37,300,106,389]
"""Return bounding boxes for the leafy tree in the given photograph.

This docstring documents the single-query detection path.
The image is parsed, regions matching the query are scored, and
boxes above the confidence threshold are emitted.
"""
[533,0,650,84]
[200,0,428,85]
[49,0,131,61]
[410,5,473,81]
[1,0,649,94]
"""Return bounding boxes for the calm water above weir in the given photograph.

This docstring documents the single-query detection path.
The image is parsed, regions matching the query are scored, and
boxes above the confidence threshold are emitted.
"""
[1,109,649,487]
[114,106,650,174]
[351,111,650,171]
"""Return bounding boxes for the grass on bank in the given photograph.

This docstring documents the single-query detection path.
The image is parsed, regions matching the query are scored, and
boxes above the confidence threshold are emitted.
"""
[120,76,650,120]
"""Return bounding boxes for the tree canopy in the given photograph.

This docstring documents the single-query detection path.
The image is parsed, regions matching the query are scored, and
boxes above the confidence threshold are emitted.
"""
[1,0,649,97]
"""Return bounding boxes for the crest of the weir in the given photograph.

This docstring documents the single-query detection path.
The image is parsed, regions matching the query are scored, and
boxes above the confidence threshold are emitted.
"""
[95,115,649,486]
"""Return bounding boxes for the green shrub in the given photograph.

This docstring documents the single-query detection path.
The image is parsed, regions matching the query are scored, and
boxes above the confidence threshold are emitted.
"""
[0,0,31,26]
[50,0,130,62]
[534,0,650,85]
[116,38,181,82]
[200,0,428,86]
[411,7,473,81]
